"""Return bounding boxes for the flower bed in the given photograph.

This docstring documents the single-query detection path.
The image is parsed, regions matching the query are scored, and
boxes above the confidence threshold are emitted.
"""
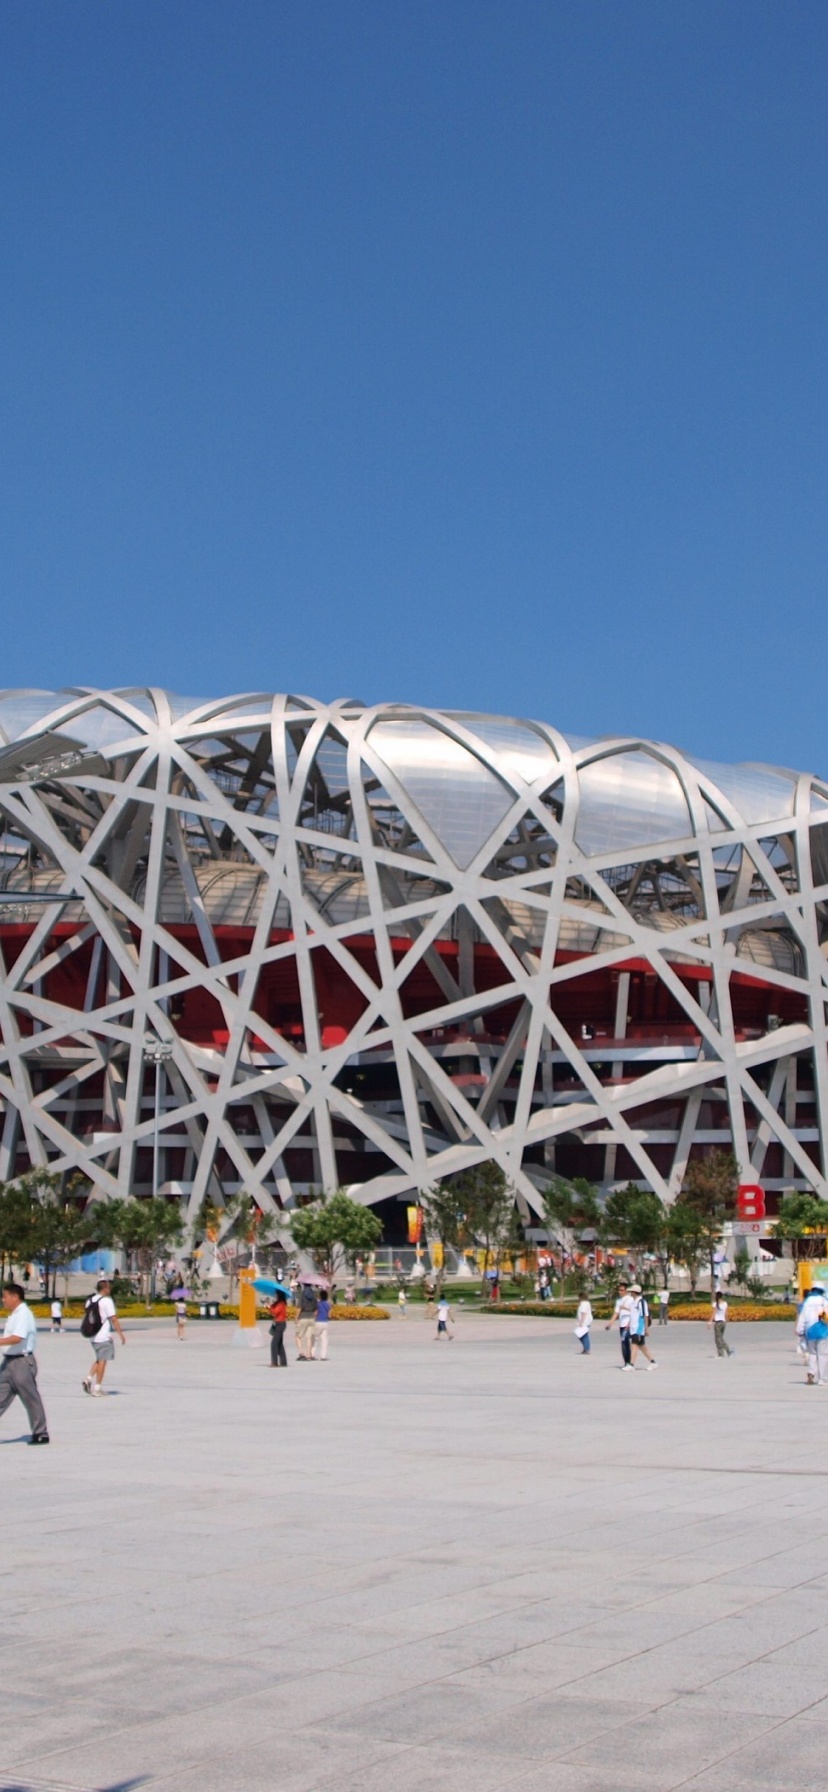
[488,1300,797,1322]
[257,1304,388,1321]
[669,1302,797,1322]
[28,1301,389,1322]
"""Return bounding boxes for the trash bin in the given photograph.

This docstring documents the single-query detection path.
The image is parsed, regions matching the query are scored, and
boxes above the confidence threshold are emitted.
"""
[199,1300,221,1320]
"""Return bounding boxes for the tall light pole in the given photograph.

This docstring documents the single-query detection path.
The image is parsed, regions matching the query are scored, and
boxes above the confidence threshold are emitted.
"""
[143,1036,174,1303]
[142,1035,174,1202]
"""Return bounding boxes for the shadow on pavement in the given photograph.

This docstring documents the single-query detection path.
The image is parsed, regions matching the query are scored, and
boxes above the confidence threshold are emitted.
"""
[1,1780,149,1791]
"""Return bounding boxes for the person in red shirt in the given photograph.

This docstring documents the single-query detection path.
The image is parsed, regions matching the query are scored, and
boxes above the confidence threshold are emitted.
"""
[269,1295,288,1367]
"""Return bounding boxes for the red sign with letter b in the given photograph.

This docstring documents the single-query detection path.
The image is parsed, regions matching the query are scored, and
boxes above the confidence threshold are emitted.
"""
[737,1183,766,1220]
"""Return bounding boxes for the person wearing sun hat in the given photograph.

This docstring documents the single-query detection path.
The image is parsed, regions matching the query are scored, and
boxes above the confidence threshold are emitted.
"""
[796,1281,828,1385]
[628,1284,657,1370]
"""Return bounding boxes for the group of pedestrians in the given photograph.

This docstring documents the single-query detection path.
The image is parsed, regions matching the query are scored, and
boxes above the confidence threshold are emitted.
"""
[0,1272,126,1444]
[605,1282,658,1368]
[268,1283,331,1365]
[571,1280,743,1367]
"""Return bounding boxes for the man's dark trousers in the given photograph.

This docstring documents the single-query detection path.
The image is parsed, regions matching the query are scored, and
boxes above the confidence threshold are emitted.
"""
[0,1356,48,1437]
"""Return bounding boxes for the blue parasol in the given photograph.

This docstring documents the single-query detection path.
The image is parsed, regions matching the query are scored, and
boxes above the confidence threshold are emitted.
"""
[252,1277,291,1297]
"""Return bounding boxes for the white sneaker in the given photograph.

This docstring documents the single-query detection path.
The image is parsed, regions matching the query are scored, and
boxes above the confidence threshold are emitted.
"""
[82,1377,91,1394]
[90,1385,102,1397]
[621,1364,634,1372]
[647,1362,658,1370]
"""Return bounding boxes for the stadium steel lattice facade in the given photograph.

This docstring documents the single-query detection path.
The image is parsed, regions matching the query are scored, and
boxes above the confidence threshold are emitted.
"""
[0,687,826,1235]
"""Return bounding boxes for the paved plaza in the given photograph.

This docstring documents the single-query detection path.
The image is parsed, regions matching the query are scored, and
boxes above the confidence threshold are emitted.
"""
[2,1311,828,1792]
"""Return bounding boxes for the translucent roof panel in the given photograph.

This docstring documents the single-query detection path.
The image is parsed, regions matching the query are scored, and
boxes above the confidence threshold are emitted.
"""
[113,690,158,723]
[166,694,212,721]
[559,732,598,753]
[575,751,693,856]
[59,703,145,752]
[455,717,559,786]
[0,693,62,742]
[688,758,796,829]
[369,719,515,869]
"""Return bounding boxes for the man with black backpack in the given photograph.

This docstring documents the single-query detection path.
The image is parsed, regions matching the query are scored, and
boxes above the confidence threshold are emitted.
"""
[81,1275,126,1396]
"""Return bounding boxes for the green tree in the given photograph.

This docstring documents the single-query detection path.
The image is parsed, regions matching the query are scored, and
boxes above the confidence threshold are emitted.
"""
[420,1181,470,1293]
[500,1202,529,1284]
[773,1192,828,1262]
[452,1161,515,1286]
[0,1171,99,1295]
[602,1184,671,1288]
[666,1201,708,1296]
[0,1177,39,1283]
[731,1243,767,1300]
[542,1176,601,1283]
[289,1189,382,1285]
[681,1150,739,1288]
[25,1171,98,1298]
[100,1197,184,1302]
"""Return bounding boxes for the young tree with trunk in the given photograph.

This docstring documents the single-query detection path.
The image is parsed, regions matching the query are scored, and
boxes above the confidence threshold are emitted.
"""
[289,1189,382,1285]
[773,1192,828,1262]
[420,1181,469,1294]
[602,1184,671,1287]
[542,1176,600,1285]
[99,1197,184,1303]
[0,1171,97,1296]
[455,1161,515,1287]
[681,1150,739,1288]
[666,1201,708,1296]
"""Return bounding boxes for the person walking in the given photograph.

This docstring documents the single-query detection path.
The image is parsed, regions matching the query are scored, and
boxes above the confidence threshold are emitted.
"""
[175,1296,188,1341]
[606,1280,634,1369]
[314,1290,331,1360]
[397,1287,407,1318]
[434,1295,454,1340]
[0,1281,49,1444]
[710,1291,734,1358]
[82,1275,126,1396]
[796,1282,828,1385]
[658,1288,670,1326]
[50,1296,63,1333]
[574,1295,593,1355]
[268,1293,288,1367]
[628,1285,657,1369]
[295,1283,318,1360]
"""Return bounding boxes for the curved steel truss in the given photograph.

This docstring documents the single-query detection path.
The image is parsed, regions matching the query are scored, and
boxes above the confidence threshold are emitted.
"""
[0,687,826,1222]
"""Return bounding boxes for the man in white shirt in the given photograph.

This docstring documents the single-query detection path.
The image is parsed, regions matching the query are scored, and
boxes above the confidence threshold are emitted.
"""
[434,1297,454,1340]
[0,1281,50,1444]
[83,1275,126,1397]
[710,1292,734,1359]
[658,1288,670,1325]
[605,1280,634,1369]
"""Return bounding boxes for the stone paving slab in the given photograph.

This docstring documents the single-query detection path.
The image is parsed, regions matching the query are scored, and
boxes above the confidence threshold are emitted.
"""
[1,1311,826,1791]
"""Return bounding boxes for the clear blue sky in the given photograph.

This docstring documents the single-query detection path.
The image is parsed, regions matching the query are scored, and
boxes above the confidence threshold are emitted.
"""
[1,2,826,772]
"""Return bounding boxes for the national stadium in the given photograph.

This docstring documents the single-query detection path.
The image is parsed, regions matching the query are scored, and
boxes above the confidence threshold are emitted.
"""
[0,687,825,1238]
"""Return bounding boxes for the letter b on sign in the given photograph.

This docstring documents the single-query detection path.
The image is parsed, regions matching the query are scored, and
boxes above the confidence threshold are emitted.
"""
[737,1184,766,1220]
